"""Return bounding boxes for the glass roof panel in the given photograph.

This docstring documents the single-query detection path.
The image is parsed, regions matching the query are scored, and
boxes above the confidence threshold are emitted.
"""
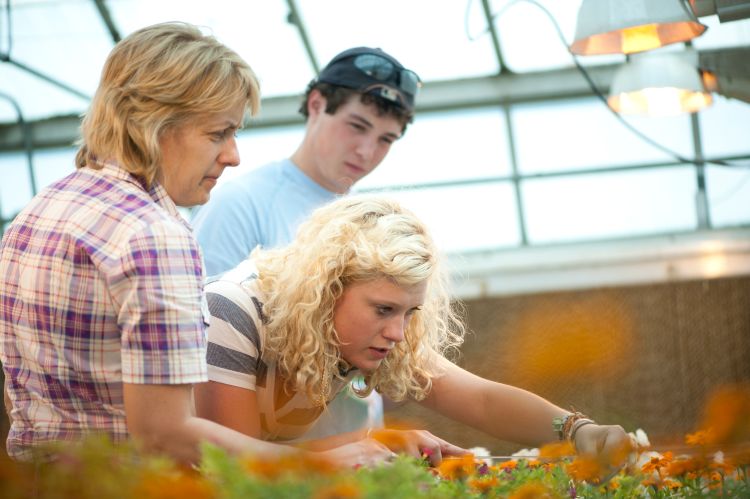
[108,0,311,98]
[297,0,499,81]
[0,63,88,121]
[357,107,512,190]
[692,16,750,49]
[494,0,625,72]
[699,96,750,158]
[512,98,695,174]
[0,147,76,221]
[522,165,698,243]
[707,165,750,228]
[376,182,522,253]
[220,125,306,185]
[0,0,109,121]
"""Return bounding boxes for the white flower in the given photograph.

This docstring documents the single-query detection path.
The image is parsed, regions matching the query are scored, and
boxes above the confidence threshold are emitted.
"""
[468,446,492,465]
[511,447,540,458]
[629,428,650,449]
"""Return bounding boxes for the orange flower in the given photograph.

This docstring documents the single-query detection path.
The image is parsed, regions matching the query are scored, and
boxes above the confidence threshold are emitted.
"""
[468,475,499,494]
[566,457,603,483]
[313,480,362,499]
[497,460,517,471]
[367,429,409,450]
[242,453,337,479]
[641,452,673,475]
[641,476,661,488]
[663,478,682,491]
[698,384,750,445]
[642,475,682,492]
[665,457,704,477]
[708,471,724,490]
[685,429,714,446]
[538,441,574,459]
[135,470,216,499]
[710,459,735,476]
[602,477,621,491]
[508,482,554,499]
[436,454,476,481]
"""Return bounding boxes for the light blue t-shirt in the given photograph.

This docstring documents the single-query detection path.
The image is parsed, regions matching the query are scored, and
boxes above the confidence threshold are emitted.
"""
[192,159,337,277]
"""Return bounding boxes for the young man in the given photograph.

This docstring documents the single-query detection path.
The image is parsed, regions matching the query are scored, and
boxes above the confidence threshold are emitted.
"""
[192,46,419,276]
[191,47,421,438]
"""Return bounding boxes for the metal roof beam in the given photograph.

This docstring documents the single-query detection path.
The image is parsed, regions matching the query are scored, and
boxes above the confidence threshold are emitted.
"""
[0,63,619,152]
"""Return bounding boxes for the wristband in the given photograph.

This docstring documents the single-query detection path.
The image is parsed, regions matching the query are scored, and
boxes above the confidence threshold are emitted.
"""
[569,418,596,446]
[552,411,594,441]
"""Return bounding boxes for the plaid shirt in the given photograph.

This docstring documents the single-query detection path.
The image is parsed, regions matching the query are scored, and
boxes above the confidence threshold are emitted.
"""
[0,162,209,461]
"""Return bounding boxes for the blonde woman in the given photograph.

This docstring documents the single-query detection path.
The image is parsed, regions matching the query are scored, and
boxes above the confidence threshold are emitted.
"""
[0,22,292,465]
[195,196,632,468]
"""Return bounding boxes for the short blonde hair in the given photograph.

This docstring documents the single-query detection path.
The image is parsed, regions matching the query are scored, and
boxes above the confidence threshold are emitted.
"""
[75,22,261,188]
[254,196,465,405]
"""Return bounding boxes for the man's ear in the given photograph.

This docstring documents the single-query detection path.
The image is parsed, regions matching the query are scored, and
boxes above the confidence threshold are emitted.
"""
[307,89,326,118]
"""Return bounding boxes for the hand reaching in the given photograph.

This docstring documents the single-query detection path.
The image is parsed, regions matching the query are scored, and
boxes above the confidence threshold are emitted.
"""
[319,438,397,468]
[367,428,468,466]
[573,423,634,480]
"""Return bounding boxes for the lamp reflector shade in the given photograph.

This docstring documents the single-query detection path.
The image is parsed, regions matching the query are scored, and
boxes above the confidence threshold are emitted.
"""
[608,52,713,116]
[571,0,707,55]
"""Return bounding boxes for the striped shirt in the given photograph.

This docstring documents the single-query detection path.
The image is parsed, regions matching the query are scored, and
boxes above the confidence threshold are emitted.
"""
[205,260,357,441]
[0,162,209,461]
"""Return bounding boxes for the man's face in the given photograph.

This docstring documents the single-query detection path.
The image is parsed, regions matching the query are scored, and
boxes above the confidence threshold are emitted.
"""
[304,91,404,194]
[158,105,244,206]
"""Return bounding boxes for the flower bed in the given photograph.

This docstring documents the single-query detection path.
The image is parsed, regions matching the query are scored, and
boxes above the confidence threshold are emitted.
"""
[1,431,748,499]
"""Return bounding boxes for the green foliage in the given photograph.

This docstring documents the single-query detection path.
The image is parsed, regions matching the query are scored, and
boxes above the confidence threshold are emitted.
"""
[1,437,748,498]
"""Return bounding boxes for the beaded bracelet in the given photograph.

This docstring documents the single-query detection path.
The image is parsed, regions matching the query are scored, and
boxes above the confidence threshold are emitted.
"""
[552,411,594,441]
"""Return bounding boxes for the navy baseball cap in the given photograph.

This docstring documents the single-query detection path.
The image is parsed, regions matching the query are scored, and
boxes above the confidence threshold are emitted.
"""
[316,47,421,112]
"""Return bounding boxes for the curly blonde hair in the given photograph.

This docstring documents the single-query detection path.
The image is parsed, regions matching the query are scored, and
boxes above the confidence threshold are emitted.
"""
[253,195,465,406]
[75,22,260,188]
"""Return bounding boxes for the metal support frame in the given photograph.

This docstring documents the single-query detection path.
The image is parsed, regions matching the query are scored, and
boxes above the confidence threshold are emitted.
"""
[92,0,121,43]
[285,0,319,74]
[0,92,35,231]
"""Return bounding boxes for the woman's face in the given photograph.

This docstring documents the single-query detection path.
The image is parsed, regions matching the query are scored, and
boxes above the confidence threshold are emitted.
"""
[158,104,245,207]
[333,277,427,373]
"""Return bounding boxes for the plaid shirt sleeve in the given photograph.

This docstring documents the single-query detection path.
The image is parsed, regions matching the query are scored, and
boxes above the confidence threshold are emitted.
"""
[107,217,209,385]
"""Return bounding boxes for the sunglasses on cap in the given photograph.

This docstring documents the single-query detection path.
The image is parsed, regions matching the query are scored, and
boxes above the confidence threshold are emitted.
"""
[353,53,422,97]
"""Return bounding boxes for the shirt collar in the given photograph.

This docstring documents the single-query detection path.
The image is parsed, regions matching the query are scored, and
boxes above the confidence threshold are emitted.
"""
[93,160,185,224]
